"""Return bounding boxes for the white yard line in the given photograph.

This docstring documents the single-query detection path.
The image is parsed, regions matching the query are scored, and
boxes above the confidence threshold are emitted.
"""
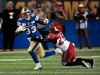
[0,59,32,61]
[0,49,100,54]
[0,51,27,54]
[78,56,100,58]
[0,71,100,74]
[0,62,100,64]
[0,56,100,61]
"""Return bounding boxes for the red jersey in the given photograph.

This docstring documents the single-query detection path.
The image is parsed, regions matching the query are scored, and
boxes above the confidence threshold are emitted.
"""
[48,31,70,51]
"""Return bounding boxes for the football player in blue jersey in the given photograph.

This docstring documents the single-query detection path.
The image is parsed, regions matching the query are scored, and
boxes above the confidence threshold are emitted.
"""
[16,8,56,70]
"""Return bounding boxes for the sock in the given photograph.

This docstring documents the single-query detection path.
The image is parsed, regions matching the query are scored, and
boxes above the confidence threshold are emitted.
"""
[44,50,56,58]
[30,50,40,63]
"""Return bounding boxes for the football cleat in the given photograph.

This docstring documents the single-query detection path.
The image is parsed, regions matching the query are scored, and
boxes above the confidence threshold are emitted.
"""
[34,63,43,70]
[89,59,94,68]
[82,61,90,69]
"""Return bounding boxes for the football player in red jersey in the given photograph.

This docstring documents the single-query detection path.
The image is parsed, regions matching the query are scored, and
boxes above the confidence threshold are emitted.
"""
[47,27,94,68]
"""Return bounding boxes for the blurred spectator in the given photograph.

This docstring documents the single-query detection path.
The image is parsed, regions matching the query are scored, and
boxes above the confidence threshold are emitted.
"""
[27,0,37,14]
[37,0,42,8]
[36,8,49,49]
[16,1,26,10]
[71,1,79,20]
[27,0,35,9]
[74,4,92,49]
[0,1,20,51]
[64,1,71,20]
[36,8,47,30]
[41,0,52,19]
[0,0,3,13]
[51,0,66,22]
[88,4,100,20]
[30,0,37,8]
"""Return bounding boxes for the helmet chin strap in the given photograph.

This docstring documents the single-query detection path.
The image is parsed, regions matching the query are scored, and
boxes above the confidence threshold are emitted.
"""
[54,27,59,31]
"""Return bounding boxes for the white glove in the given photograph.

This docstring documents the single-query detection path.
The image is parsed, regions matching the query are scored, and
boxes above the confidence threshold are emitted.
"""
[55,48,63,55]
[44,18,49,24]
[16,26,26,33]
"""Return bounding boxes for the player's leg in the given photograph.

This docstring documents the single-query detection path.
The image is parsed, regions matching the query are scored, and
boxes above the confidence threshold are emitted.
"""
[78,58,94,68]
[62,56,91,68]
[44,50,56,58]
[69,58,90,68]
[35,42,56,58]
[44,47,64,58]
[61,43,94,68]
[31,50,42,70]
[35,42,45,58]
[27,41,42,70]
[61,43,91,68]
[68,58,94,68]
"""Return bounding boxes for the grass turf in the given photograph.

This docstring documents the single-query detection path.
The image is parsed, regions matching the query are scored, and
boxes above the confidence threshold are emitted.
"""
[0,48,100,75]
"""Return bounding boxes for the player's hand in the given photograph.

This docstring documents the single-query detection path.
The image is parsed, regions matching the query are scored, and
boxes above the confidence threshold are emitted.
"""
[15,26,26,33]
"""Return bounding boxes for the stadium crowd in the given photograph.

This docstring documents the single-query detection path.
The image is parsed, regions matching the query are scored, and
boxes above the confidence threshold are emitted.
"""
[14,0,100,20]
[0,0,100,51]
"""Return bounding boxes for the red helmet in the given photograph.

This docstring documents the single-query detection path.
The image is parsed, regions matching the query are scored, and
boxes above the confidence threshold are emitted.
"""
[50,21,64,32]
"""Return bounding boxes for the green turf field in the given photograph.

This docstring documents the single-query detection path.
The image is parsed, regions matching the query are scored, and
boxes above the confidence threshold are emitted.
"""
[0,48,100,75]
